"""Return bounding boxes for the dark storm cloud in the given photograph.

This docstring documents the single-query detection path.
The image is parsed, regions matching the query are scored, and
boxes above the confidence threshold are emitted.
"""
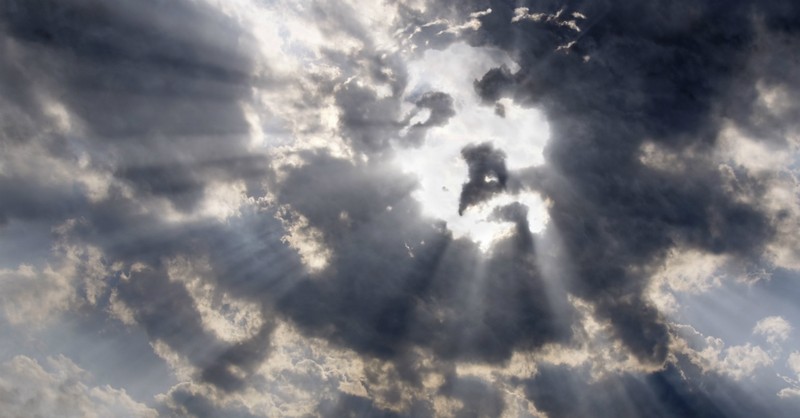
[77,203,302,392]
[315,2,458,152]
[458,142,508,215]
[439,374,505,418]
[335,80,406,153]
[473,65,515,104]
[524,363,800,418]
[2,0,800,416]
[412,91,455,129]
[0,163,88,225]
[0,0,286,398]
[402,0,800,368]
[0,0,268,213]
[162,385,261,418]
[332,66,456,151]
[317,394,405,418]
[1,0,254,137]
[273,151,570,365]
[102,243,276,393]
[403,91,456,146]
[314,0,413,154]
[493,102,506,117]
[114,266,224,377]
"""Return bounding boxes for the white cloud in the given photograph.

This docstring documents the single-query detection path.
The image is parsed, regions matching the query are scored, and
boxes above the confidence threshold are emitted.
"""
[778,386,800,399]
[778,352,800,398]
[789,352,800,375]
[714,121,800,271]
[0,355,157,418]
[0,219,112,327]
[512,7,583,32]
[0,263,74,326]
[430,8,492,37]
[275,206,332,273]
[673,324,774,381]
[715,344,773,380]
[647,248,729,314]
[753,316,792,345]
[718,123,794,174]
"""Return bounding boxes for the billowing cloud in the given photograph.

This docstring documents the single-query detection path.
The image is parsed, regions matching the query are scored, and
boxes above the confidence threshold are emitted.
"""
[754,316,793,345]
[2,0,800,417]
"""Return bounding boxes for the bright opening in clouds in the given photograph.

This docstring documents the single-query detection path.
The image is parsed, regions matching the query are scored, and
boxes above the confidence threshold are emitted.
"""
[2,1,800,417]
[395,43,550,249]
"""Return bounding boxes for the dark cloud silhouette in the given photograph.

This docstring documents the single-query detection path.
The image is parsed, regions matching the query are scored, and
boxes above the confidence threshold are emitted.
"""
[163,384,261,418]
[0,0,285,399]
[413,92,456,128]
[111,262,275,393]
[458,142,509,215]
[316,394,405,418]
[439,375,505,418]
[270,151,570,367]
[403,91,456,145]
[430,0,800,368]
[493,102,506,117]
[473,65,515,104]
[335,80,407,153]
[524,363,800,418]
[0,0,268,215]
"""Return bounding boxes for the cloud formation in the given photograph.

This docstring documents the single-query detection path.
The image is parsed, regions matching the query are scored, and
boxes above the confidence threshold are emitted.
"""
[1,0,800,417]
[0,355,157,418]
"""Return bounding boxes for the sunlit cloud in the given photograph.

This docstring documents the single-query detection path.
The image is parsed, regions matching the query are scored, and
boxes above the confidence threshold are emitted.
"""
[1,0,800,417]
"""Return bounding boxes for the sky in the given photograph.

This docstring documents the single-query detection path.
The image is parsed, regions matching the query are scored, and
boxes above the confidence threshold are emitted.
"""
[1,1,800,417]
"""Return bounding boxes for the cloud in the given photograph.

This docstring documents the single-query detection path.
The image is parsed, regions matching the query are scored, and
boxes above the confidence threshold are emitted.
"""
[0,264,74,326]
[523,363,784,418]
[455,0,800,370]
[779,352,800,398]
[0,219,110,327]
[754,316,793,345]
[673,323,786,383]
[0,355,156,418]
[159,382,261,418]
[458,142,508,215]
[1,0,270,219]
[402,91,456,145]
[1,0,800,417]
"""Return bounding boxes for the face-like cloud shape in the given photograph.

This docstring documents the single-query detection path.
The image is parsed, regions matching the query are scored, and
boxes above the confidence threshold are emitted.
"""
[1,0,800,417]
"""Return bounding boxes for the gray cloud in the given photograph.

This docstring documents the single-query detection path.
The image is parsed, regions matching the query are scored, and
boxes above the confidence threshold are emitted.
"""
[1,0,269,216]
[402,91,456,145]
[316,394,406,418]
[445,0,799,368]
[412,92,456,128]
[458,142,508,215]
[1,0,800,417]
